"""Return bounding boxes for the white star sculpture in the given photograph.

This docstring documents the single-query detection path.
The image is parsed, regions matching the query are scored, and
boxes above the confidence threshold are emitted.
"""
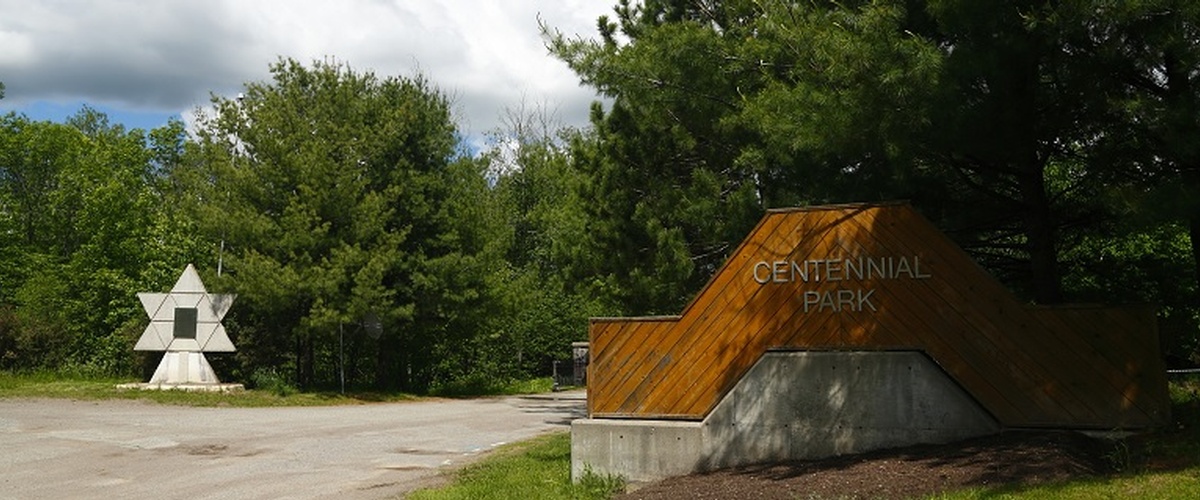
[134,264,236,385]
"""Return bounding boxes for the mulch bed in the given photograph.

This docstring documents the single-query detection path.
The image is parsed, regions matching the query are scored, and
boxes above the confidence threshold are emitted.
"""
[617,430,1117,499]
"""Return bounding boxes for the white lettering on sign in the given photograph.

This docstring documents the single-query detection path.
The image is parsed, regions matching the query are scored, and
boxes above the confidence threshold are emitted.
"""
[751,256,930,284]
[752,256,930,313]
[801,289,877,313]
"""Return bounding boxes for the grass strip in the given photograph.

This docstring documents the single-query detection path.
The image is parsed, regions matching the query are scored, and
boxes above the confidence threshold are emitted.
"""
[428,376,561,397]
[0,371,418,407]
[407,431,623,500]
[929,465,1200,499]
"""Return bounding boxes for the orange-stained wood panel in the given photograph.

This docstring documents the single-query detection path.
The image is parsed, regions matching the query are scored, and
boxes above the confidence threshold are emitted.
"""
[656,209,853,414]
[632,209,815,414]
[587,202,1170,428]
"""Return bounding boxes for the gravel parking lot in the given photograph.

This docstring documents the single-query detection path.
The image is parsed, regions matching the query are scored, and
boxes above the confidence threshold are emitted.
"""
[0,391,585,499]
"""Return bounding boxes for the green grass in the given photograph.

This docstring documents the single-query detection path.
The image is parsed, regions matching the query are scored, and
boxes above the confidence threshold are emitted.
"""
[0,371,419,407]
[406,431,623,500]
[928,467,1200,499]
[0,371,567,407]
[428,376,559,397]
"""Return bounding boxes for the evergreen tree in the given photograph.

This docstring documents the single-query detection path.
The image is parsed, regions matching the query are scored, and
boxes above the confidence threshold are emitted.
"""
[186,58,493,390]
[550,0,1151,305]
[547,1,767,314]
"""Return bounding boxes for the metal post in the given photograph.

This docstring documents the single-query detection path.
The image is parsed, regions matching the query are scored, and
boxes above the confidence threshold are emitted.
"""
[339,322,345,394]
[219,93,243,278]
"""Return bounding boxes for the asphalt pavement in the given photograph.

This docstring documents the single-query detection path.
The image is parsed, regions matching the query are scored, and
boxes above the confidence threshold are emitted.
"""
[0,390,586,499]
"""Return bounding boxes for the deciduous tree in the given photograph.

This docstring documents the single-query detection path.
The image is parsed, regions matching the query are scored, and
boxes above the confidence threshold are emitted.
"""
[0,109,195,373]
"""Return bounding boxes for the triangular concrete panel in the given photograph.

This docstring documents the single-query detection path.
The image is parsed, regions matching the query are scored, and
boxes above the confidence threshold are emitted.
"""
[195,321,218,346]
[151,322,174,348]
[195,295,234,323]
[201,324,236,352]
[210,294,236,321]
[134,324,167,351]
[171,264,207,294]
[138,293,168,319]
[172,292,203,308]
[152,297,177,322]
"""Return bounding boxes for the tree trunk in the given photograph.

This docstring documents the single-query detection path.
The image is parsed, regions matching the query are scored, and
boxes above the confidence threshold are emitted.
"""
[1019,171,1062,304]
[295,336,314,389]
[1009,91,1062,305]
[1190,213,1200,307]
[1009,37,1062,305]
[303,338,314,388]
[375,333,406,390]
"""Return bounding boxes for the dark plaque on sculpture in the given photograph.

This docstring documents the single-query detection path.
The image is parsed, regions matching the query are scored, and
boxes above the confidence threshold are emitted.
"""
[174,308,198,339]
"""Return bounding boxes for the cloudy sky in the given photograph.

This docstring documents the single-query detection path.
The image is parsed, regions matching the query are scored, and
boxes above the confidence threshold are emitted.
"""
[0,0,611,149]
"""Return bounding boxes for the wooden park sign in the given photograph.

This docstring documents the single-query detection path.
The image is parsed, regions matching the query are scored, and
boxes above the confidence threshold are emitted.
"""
[586,202,1170,428]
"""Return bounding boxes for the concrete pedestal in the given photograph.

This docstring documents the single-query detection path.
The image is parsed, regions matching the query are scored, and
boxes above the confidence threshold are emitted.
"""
[151,351,220,384]
[572,351,1000,483]
[116,351,244,392]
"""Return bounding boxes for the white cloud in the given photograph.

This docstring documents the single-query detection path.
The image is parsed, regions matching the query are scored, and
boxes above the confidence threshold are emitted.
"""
[0,0,609,139]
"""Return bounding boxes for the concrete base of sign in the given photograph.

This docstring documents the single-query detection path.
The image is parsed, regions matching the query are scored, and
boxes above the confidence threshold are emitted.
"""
[571,351,1001,483]
[118,351,238,391]
[151,351,221,384]
[116,382,245,392]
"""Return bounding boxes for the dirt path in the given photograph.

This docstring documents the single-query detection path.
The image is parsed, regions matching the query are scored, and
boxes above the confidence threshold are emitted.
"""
[0,391,585,500]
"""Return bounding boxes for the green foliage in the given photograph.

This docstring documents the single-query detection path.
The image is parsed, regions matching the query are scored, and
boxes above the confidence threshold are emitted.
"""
[428,376,555,398]
[248,367,299,397]
[576,466,627,499]
[547,7,767,314]
[3,58,604,392]
[408,432,624,500]
[543,0,1200,359]
[1167,375,1200,459]
[1169,374,1200,406]
[0,109,202,376]
[482,115,617,378]
[5,3,1200,388]
[1062,220,1199,359]
[184,58,513,391]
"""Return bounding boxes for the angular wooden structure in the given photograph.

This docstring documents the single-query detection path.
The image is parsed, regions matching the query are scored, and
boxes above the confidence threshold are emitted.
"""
[588,202,1169,428]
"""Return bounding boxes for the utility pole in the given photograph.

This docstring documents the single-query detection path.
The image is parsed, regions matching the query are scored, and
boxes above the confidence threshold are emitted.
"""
[218,93,244,277]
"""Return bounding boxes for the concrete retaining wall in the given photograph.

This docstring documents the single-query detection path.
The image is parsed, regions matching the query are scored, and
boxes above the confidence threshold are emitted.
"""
[572,351,1000,482]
